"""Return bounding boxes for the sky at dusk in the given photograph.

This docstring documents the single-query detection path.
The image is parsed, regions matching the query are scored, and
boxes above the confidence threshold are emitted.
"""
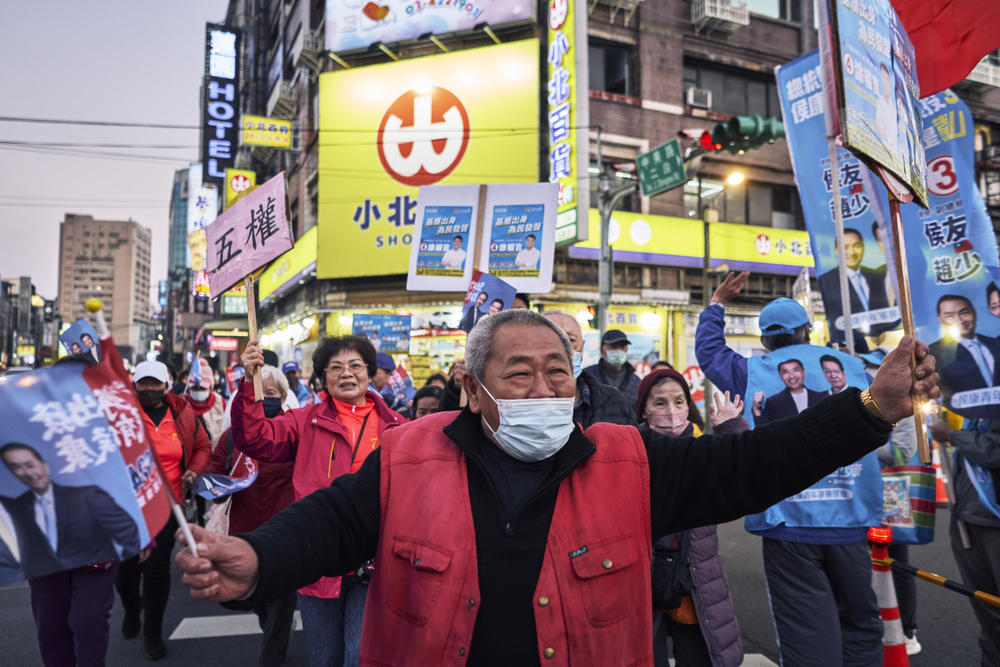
[0,1,229,301]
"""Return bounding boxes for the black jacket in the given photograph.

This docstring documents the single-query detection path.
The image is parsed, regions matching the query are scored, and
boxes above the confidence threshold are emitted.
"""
[949,421,1000,528]
[243,389,890,667]
[574,371,637,428]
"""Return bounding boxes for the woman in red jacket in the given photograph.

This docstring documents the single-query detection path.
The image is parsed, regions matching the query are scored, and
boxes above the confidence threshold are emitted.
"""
[208,363,296,667]
[233,336,404,667]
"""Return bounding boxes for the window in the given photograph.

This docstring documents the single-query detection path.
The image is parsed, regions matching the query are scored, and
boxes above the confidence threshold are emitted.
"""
[683,179,802,229]
[684,60,782,118]
[745,0,801,22]
[589,39,637,97]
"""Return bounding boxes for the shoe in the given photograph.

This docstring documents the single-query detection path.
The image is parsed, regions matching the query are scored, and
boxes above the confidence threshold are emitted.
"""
[143,635,167,661]
[121,611,140,639]
[905,633,922,656]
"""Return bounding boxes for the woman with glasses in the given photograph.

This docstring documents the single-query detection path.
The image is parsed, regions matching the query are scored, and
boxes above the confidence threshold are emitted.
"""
[234,335,405,667]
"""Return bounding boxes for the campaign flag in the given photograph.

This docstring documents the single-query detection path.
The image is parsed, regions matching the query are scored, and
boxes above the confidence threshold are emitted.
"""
[778,51,900,343]
[225,366,245,396]
[205,171,293,297]
[385,365,417,410]
[0,337,172,585]
[351,314,412,354]
[459,270,518,333]
[59,318,101,361]
[964,459,1000,519]
[743,344,883,531]
[895,90,1000,418]
[193,451,257,501]
[889,0,1000,97]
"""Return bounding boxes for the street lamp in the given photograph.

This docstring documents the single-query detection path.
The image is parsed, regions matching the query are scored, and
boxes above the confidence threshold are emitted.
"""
[726,171,745,186]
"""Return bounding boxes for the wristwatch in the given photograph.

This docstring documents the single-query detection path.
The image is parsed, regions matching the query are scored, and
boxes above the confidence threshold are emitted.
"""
[860,388,895,426]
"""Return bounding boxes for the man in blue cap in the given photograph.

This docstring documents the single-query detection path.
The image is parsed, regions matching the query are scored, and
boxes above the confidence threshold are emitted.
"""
[582,328,641,406]
[696,271,885,667]
[371,353,403,411]
[282,361,313,406]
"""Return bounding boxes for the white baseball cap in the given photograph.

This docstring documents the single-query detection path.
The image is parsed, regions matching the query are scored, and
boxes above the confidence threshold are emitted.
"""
[133,360,169,384]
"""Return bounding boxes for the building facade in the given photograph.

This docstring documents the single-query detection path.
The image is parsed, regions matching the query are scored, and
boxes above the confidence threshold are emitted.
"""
[57,214,153,360]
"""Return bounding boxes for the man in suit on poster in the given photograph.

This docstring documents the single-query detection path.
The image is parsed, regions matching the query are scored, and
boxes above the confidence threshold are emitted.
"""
[753,358,827,424]
[928,296,1000,413]
[818,228,891,337]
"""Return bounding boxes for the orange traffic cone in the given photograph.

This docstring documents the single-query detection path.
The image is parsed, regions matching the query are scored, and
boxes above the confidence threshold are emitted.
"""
[932,441,948,505]
[869,527,909,667]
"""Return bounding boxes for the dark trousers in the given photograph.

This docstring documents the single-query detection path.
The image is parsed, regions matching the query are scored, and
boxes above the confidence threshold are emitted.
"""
[253,592,297,667]
[652,612,712,667]
[115,514,177,639]
[888,543,917,637]
[29,563,119,667]
[950,519,1000,667]
[762,538,883,667]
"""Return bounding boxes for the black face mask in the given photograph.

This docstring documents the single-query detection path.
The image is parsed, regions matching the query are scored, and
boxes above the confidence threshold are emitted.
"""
[262,396,283,418]
[171,381,186,395]
[136,389,165,408]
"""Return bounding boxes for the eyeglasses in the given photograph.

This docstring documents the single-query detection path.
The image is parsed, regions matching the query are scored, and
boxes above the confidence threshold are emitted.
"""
[326,362,367,376]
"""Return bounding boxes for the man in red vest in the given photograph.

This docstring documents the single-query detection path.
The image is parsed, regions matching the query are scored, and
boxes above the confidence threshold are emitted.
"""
[176,309,939,666]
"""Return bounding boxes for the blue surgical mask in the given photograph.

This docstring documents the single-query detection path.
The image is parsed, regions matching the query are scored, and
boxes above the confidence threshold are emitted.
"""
[606,349,628,367]
[477,380,575,462]
[572,351,583,379]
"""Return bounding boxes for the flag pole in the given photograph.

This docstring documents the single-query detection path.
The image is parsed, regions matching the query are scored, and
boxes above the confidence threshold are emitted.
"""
[86,297,200,557]
[888,196,931,463]
[828,139,855,355]
[244,276,264,401]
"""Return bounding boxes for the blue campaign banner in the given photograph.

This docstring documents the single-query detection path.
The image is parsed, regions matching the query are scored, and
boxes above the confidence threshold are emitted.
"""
[744,344,883,530]
[827,0,927,206]
[59,318,101,359]
[193,451,257,501]
[414,205,473,277]
[352,314,412,354]
[964,459,1000,519]
[897,91,1000,419]
[459,270,517,333]
[0,358,170,585]
[488,204,545,278]
[778,51,901,343]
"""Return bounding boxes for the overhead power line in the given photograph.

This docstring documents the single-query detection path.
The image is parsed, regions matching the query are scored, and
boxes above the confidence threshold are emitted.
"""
[0,116,199,130]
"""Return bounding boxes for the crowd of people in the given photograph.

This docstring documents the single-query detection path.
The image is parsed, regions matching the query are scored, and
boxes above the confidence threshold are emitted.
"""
[10,276,1000,667]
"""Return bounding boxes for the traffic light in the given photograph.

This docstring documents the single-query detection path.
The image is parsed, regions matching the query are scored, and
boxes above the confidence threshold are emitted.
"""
[587,304,600,330]
[699,130,721,151]
[707,115,785,155]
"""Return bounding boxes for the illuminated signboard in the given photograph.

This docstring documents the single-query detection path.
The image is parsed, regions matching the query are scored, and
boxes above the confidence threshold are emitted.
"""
[325,0,534,53]
[317,39,540,279]
[202,24,241,188]
[547,0,589,244]
[241,115,293,149]
[224,168,256,209]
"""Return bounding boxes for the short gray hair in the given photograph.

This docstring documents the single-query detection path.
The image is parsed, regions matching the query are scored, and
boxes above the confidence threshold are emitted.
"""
[543,310,581,336]
[259,364,289,399]
[465,309,573,380]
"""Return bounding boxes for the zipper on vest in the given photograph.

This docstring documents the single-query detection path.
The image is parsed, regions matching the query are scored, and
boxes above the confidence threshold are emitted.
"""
[505,522,513,536]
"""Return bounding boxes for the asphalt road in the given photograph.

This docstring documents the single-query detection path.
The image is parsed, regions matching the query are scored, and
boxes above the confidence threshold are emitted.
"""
[0,506,988,665]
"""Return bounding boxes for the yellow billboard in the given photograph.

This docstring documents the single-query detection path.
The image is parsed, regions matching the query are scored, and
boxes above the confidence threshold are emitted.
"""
[259,225,318,304]
[570,209,814,274]
[225,168,257,208]
[317,39,540,279]
[241,115,293,148]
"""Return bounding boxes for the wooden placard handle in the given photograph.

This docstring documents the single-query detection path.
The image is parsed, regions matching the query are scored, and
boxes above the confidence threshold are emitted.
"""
[244,275,263,401]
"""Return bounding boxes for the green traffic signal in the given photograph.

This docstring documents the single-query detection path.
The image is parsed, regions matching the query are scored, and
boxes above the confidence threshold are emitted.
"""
[708,114,785,154]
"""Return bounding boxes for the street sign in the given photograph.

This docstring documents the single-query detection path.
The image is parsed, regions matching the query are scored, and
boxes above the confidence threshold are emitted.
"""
[636,139,686,197]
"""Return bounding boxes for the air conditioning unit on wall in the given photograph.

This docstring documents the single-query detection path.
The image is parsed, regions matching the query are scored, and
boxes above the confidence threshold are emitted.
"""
[687,87,712,109]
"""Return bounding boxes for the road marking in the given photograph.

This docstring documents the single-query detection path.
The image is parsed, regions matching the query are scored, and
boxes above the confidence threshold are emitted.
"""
[670,656,776,666]
[169,611,302,640]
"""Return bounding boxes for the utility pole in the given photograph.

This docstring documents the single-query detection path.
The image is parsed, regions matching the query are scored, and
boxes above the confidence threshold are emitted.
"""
[597,170,637,339]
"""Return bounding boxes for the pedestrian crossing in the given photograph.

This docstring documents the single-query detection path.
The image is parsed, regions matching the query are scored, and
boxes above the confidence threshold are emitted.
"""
[168,611,303,640]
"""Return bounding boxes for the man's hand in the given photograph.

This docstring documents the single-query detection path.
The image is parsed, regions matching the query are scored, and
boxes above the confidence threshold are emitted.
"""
[450,359,468,386]
[710,391,744,426]
[241,340,264,377]
[181,470,198,494]
[929,419,952,443]
[175,524,259,602]
[868,336,940,424]
[752,391,765,416]
[711,271,750,305]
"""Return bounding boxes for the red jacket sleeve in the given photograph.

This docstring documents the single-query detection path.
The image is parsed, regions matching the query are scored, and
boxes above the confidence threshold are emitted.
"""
[206,429,231,475]
[231,378,301,463]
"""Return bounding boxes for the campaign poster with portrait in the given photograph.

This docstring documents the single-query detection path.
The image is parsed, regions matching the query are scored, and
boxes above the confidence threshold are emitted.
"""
[778,51,900,344]
[193,451,257,501]
[479,182,558,293]
[743,344,883,530]
[823,0,927,206]
[407,184,480,292]
[59,318,101,361]
[459,270,517,333]
[352,314,412,354]
[894,90,1000,419]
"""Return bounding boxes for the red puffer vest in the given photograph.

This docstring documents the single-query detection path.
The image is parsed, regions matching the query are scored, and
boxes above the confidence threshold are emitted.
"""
[360,412,653,666]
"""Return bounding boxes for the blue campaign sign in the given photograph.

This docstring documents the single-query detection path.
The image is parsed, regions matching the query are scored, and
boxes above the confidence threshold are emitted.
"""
[487,203,545,278]
[896,91,1000,418]
[351,314,412,354]
[59,318,101,359]
[827,0,927,206]
[778,51,900,343]
[743,344,883,530]
[459,270,517,333]
[414,205,473,277]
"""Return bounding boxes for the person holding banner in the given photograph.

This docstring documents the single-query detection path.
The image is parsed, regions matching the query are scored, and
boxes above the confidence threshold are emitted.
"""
[176,309,939,666]
[232,335,404,667]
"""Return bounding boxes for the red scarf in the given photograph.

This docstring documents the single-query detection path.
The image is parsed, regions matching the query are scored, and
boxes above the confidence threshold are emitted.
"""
[186,391,217,417]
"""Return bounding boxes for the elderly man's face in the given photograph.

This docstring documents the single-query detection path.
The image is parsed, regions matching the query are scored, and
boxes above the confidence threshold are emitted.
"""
[546,313,583,354]
[464,323,575,433]
[822,361,846,391]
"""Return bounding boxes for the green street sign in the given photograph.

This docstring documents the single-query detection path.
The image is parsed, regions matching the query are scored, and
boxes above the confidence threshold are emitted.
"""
[636,138,686,197]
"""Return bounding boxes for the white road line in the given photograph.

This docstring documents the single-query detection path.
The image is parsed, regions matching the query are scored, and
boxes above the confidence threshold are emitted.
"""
[169,611,302,640]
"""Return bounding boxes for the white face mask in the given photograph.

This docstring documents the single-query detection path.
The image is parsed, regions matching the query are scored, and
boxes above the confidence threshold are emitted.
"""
[189,389,210,402]
[572,351,583,379]
[477,379,575,462]
[605,349,628,367]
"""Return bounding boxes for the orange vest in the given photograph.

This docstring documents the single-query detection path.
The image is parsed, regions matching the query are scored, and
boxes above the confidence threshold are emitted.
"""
[360,412,653,666]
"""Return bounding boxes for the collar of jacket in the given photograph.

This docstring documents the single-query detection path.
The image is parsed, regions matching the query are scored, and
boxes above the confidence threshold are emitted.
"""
[599,357,635,377]
[309,389,403,437]
[442,406,596,476]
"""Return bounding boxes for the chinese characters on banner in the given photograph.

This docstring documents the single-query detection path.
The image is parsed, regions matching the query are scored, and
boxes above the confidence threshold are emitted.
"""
[479,182,558,292]
[487,204,545,278]
[822,0,927,205]
[351,314,413,354]
[778,51,901,343]
[415,205,474,278]
[205,172,294,297]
